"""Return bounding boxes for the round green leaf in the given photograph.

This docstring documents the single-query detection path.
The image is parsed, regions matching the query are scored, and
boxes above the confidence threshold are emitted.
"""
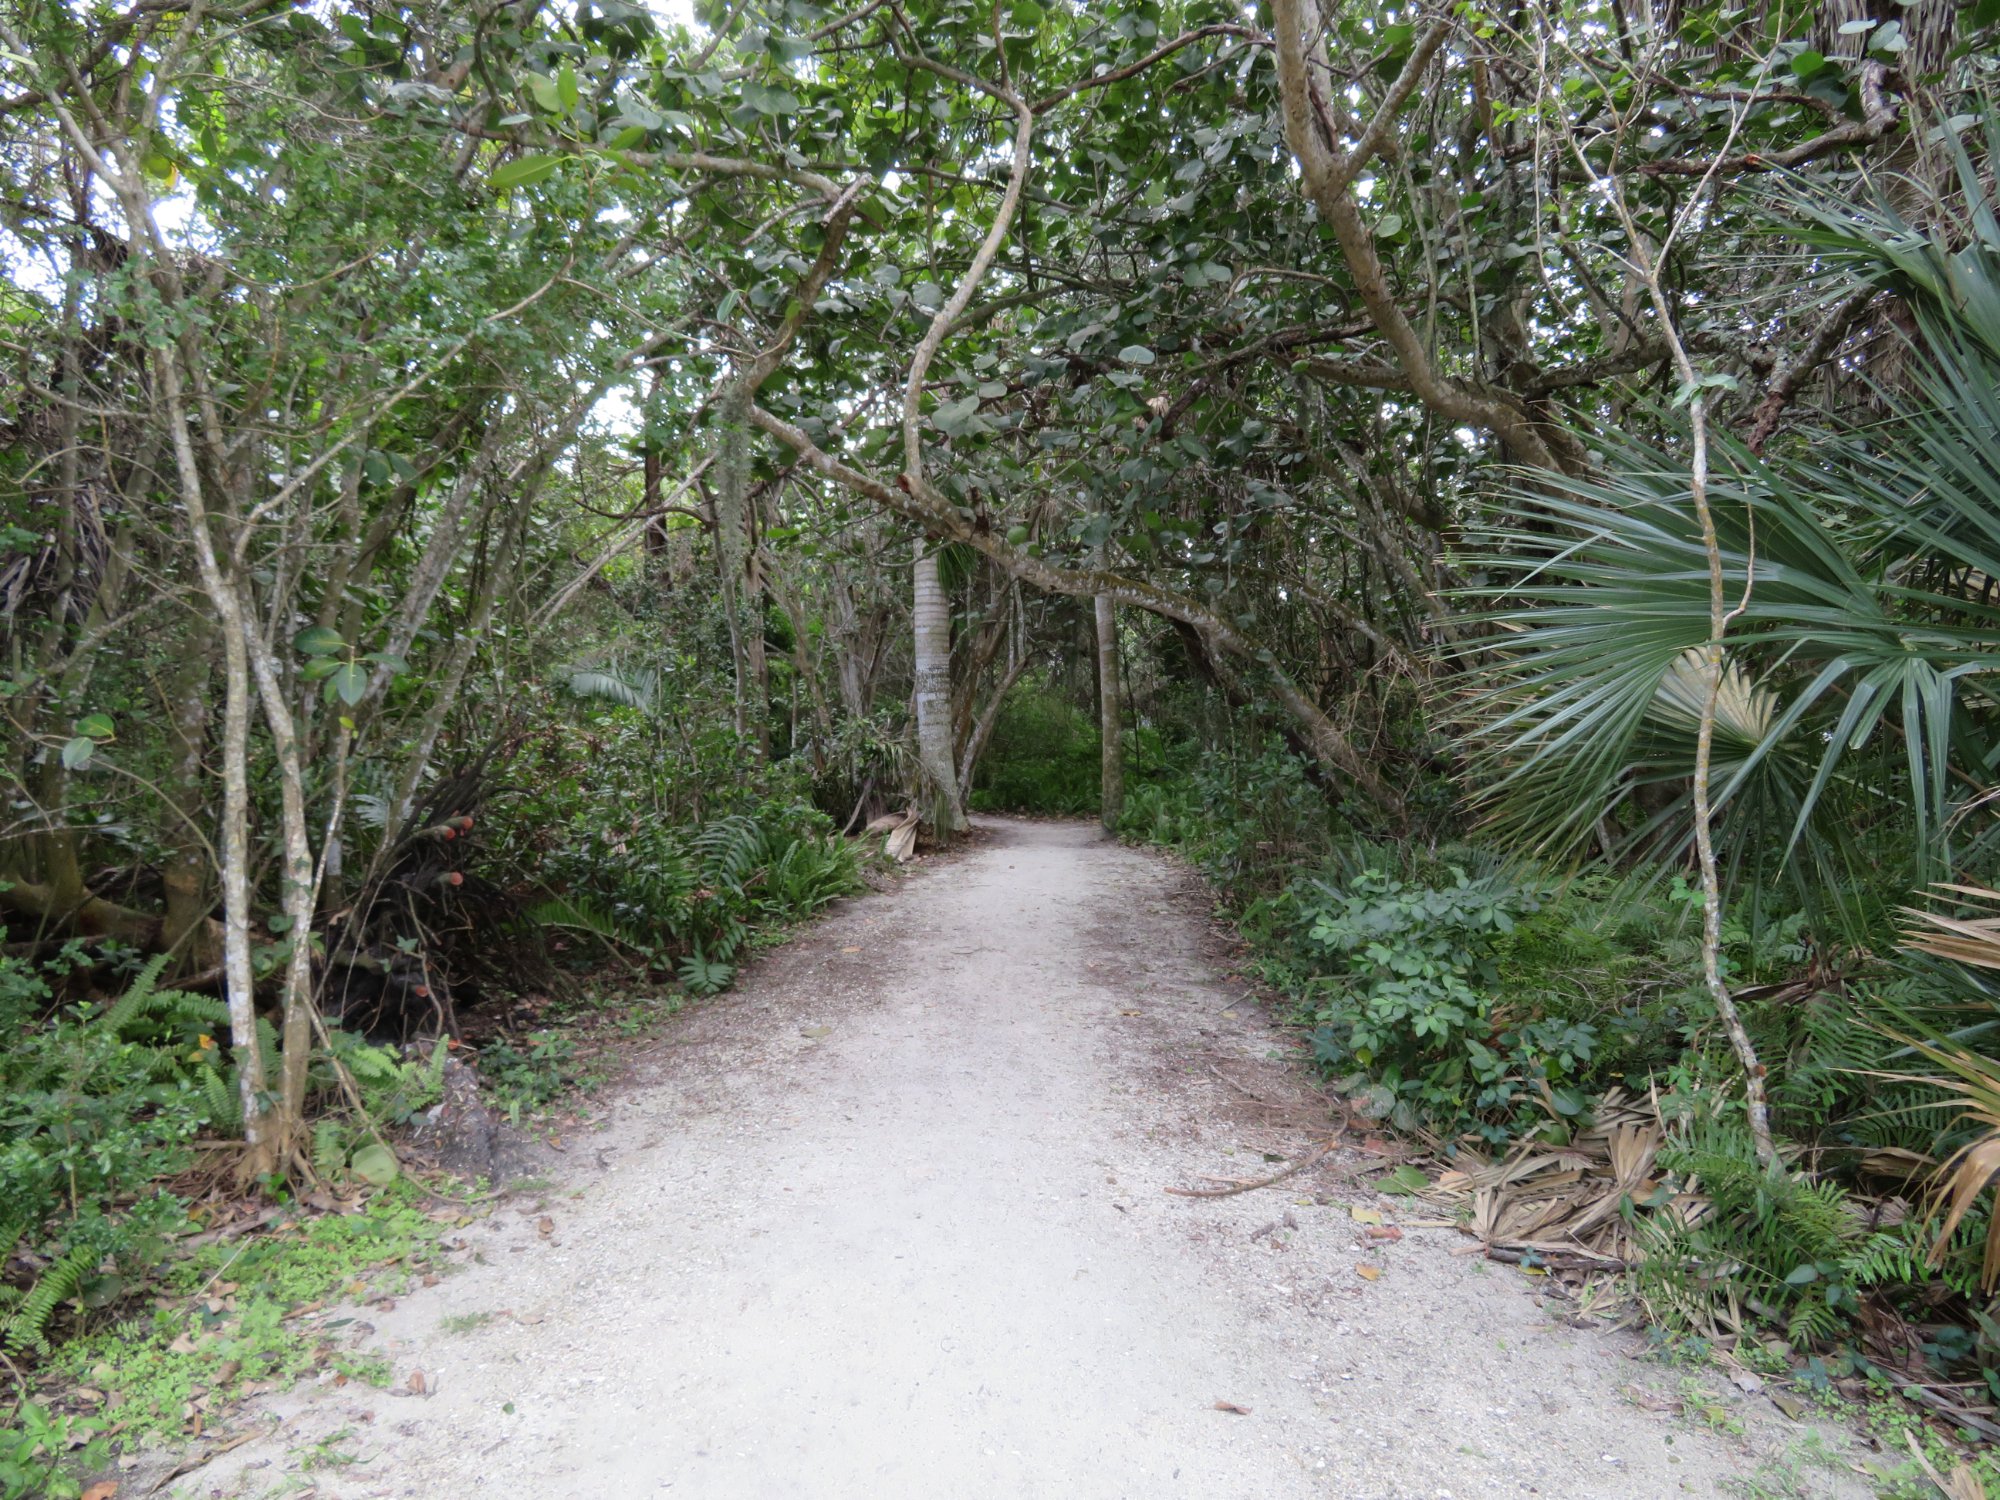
[1118,345,1156,366]
[350,1143,400,1186]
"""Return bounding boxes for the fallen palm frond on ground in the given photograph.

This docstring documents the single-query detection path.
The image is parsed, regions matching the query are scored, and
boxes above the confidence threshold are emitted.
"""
[862,808,922,863]
[1423,1088,1676,1271]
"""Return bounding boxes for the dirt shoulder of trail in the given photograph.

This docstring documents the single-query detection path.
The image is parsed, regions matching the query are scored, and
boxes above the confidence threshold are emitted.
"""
[165,815,1874,1500]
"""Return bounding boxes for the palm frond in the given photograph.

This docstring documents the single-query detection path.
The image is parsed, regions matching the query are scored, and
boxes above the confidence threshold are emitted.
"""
[559,666,659,713]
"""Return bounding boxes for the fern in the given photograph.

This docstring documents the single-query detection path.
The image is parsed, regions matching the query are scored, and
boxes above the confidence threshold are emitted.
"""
[1640,1118,1881,1342]
[692,815,766,887]
[313,1121,349,1178]
[199,1063,242,1132]
[101,958,227,1042]
[98,955,169,1034]
[525,895,658,956]
[561,665,659,713]
[4,1245,97,1356]
[678,953,734,996]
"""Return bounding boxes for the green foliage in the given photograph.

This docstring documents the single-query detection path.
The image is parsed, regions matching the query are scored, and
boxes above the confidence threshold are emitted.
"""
[1119,751,1699,1141]
[1290,865,1588,1138]
[677,954,736,997]
[970,683,1103,815]
[475,1031,584,1123]
[524,796,856,983]
[0,1401,107,1500]
[2,1243,97,1357]
[0,943,222,1350]
[492,681,858,992]
[1467,129,2000,892]
[1642,1119,1861,1346]
[53,1187,447,1443]
[1116,741,1343,894]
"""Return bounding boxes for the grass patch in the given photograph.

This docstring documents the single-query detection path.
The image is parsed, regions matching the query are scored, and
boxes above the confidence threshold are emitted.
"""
[46,1186,452,1451]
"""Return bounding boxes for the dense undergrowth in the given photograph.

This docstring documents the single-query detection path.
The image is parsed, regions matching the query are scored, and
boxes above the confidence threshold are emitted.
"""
[0,667,864,1493]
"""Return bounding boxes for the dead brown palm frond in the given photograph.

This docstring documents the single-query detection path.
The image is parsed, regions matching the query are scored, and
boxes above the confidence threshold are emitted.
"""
[1861,1029,2000,1290]
[1875,885,2000,1287]
[1900,883,2000,971]
[1427,1088,1674,1268]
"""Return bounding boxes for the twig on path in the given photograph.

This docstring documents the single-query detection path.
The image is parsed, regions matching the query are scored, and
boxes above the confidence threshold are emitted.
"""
[1164,1136,1341,1199]
[146,1418,283,1494]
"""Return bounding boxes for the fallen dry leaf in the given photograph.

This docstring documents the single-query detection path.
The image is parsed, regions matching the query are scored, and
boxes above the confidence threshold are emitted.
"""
[840,946,861,953]
[1212,1400,1252,1415]
[1365,1225,1404,1243]
[1350,1207,1384,1226]
[537,1216,554,1236]
[408,1369,427,1394]
[1356,1264,1382,1281]
[81,1483,117,1500]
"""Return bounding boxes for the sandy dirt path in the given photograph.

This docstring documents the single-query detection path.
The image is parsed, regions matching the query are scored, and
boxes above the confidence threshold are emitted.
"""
[184,816,1863,1499]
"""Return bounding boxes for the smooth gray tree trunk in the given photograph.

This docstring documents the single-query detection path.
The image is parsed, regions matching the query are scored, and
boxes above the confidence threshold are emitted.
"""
[1095,594,1123,832]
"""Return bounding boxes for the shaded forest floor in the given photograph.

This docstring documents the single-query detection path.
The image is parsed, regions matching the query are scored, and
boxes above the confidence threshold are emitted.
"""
[164,818,1868,1499]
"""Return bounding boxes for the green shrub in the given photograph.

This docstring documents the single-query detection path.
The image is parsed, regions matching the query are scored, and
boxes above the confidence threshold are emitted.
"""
[523,795,858,983]
[0,1401,107,1500]
[0,949,228,1353]
[1288,864,1607,1138]
[969,685,1101,814]
[1117,741,1343,893]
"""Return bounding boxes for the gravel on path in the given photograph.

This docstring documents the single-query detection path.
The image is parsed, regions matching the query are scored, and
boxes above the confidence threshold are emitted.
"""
[180,816,1868,1500]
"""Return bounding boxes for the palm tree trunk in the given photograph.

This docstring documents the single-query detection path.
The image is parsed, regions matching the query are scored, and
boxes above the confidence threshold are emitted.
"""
[913,544,965,834]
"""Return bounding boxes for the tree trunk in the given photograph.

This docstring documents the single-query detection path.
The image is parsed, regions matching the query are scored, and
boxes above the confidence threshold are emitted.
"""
[959,649,1030,792]
[913,544,965,834]
[1096,594,1124,832]
[160,617,219,968]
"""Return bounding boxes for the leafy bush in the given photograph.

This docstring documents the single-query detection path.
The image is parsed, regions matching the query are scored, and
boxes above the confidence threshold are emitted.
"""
[0,949,229,1353]
[1288,864,1606,1138]
[0,1402,107,1500]
[521,791,858,984]
[969,684,1101,814]
[1117,741,1343,893]
[473,1030,580,1123]
[1119,756,1701,1141]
